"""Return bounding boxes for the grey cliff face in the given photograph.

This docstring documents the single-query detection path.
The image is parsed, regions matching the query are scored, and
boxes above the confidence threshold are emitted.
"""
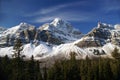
[76,22,120,47]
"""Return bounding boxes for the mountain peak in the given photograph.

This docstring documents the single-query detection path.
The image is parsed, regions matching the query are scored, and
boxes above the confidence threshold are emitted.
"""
[19,22,29,26]
[0,27,6,31]
[51,18,67,27]
[39,18,82,42]
[114,24,120,30]
[18,22,35,30]
[97,22,113,28]
[53,18,63,22]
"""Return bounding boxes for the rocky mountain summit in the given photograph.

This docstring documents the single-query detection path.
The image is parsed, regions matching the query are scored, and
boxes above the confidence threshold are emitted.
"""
[39,18,82,44]
[76,22,120,47]
[0,19,120,60]
[0,23,37,47]
[0,27,6,36]
[0,18,82,47]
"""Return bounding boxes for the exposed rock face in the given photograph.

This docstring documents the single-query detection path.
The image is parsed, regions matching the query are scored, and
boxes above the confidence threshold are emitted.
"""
[0,23,38,47]
[76,40,102,47]
[0,27,6,37]
[38,18,82,45]
[0,27,6,32]
[39,30,64,45]
[0,18,82,47]
[1,21,120,49]
[39,18,82,43]
[1,21,120,60]
[76,22,120,47]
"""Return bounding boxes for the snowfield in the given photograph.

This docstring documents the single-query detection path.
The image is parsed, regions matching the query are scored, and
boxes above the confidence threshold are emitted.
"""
[0,41,119,60]
[0,18,120,60]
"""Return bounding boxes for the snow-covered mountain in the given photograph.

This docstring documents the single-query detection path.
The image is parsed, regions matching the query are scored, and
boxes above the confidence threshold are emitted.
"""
[0,41,118,60]
[76,22,120,47]
[0,27,6,36]
[2,23,35,36]
[39,18,82,44]
[0,18,82,47]
[0,20,120,60]
[0,23,37,47]
[0,27,7,46]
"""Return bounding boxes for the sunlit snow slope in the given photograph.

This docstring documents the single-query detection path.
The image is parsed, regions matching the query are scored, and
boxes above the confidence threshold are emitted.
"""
[0,19,120,60]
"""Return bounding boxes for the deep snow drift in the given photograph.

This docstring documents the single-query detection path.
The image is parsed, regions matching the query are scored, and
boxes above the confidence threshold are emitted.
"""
[0,19,120,60]
[0,41,118,60]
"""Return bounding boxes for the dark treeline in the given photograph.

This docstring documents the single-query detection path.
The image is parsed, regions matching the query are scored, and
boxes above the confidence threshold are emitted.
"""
[0,47,120,80]
[0,55,43,80]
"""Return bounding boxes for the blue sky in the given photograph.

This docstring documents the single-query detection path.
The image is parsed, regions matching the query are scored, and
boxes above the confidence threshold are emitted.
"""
[0,0,120,33]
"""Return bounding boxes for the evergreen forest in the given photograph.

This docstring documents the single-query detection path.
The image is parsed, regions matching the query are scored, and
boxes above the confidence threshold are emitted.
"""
[0,39,120,80]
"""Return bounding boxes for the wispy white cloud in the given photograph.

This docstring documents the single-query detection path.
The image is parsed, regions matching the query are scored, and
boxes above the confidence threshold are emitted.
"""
[25,1,88,17]
[102,0,120,12]
[39,1,87,15]
[106,6,120,12]
[25,1,96,23]
[32,12,95,23]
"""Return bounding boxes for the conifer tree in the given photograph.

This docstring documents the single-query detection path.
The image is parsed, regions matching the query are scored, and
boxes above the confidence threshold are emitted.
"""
[49,60,64,80]
[98,57,104,80]
[0,55,11,80]
[110,59,119,80]
[102,59,113,80]
[36,61,43,80]
[67,52,81,80]
[13,38,23,58]
[111,47,120,60]
[43,64,48,80]
[28,55,36,80]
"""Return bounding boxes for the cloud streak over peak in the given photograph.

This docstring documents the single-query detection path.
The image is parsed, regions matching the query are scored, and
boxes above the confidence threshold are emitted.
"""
[32,11,95,23]
[26,1,96,23]
[25,1,88,17]
[39,1,87,15]
[1,0,120,33]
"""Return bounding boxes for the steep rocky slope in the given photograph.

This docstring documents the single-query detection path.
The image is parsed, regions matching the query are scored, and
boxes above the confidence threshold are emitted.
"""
[76,22,120,47]
[0,20,120,60]
[0,18,82,47]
